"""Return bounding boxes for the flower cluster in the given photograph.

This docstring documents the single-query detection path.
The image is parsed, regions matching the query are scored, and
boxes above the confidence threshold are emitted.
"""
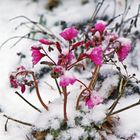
[9,21,132,122]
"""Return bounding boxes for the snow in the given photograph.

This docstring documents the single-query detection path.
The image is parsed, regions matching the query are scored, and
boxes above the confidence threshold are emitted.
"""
[0,0,140,139]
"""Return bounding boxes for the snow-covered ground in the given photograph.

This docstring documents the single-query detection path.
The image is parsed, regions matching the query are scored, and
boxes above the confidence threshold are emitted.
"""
[0,0,140,139]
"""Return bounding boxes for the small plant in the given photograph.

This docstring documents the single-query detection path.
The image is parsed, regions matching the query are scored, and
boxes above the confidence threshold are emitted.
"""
[2,1,140,139]
[7,18,140,139]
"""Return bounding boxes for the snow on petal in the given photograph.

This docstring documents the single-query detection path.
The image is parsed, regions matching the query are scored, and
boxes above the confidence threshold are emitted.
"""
[89,46,103,65]
[60,26,78,41]
[117,38,132,61]
[59,74,76,87]
[94,21,106,33]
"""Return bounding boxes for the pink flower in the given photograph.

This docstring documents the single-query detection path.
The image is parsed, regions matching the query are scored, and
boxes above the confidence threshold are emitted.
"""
[94,21,106,33]
[59,75,76,87]
[85,92,103,109]
[39,39,54,45]
[20,84,26,93]
[9,74,26,93]
[117,42,131,61]
[31,46,45,65]
[9,75,18,88]
[89,46,103,65]
[9,66,33,93]
[60,26,78,41]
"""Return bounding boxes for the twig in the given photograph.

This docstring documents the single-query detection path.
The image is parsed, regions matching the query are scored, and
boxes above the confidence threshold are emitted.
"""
[107,77,128,116]
[54,78,62,95]
[109,99,140,116]
[41,47,56,65]
[0,33,37,49]
[15,91,41,113]
[88,66,100,90]
[3,114,33,127]
[5,118,8,131]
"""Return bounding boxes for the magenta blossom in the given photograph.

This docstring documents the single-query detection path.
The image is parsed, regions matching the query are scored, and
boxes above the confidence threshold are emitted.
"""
[39,39,54,45]
[89,46,103,65]
[10,75,18,88]
[31,46,45,65]
[85,92,103,109]
[60,26,78,41]
[9,66,28,93]
[94,21,106,33]
[117,41,132,61]
[59,74,76,87]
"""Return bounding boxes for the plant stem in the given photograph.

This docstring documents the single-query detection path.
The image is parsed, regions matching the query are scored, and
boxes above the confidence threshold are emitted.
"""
[109,99,140,116]
[41,47,56,65]
[31,72,49,111]
[16,71,49,111]
[88,66,100,90]
[75,66,100,110]
[62,87,68,121]
[15,91,41,113]
[3,114,33,127]
[76,88,90,110]
[107,77,128,116]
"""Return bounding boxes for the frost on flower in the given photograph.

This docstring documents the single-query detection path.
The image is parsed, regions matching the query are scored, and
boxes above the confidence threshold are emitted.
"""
[9,66,28,93]
[94,21,106,33]
[60,26,78,41]
[116,38,132,61]
[59,74,76,87]
[89,46,103,65]
[31,46,45,65]
[85,91,103,109]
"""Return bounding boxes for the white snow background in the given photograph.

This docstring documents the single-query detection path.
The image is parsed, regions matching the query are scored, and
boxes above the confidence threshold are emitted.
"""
[0,0,140,139]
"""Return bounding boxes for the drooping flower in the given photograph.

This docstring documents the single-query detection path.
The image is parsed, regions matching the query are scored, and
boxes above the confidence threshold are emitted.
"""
[94,21,106,33]
[60,26,78,41]
[31,46,45,65]
[39,39,54,45]
[89,46,103,65]
[59,74,76,87]
[85,92,103,109]
[116,38,132,61]
[9,66,28,93]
